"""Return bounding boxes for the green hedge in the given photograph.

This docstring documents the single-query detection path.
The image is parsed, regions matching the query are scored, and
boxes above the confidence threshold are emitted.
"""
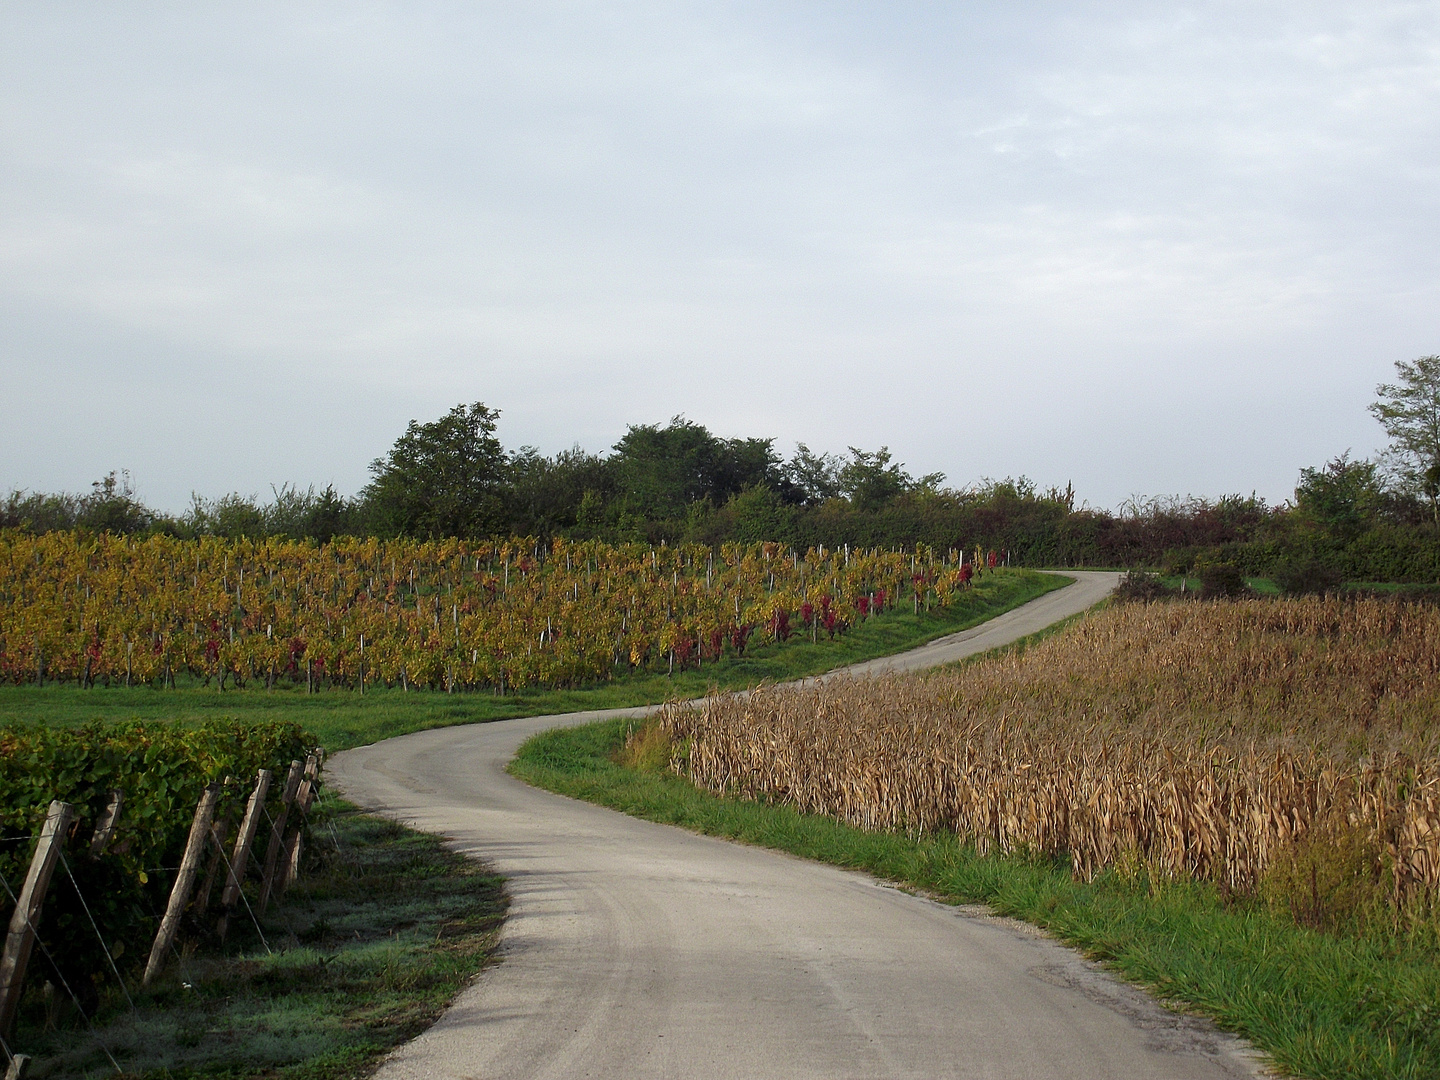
[0,720,316,1001]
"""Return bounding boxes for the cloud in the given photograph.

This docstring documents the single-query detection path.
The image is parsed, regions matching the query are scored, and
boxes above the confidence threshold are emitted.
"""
[1,2,1437,510]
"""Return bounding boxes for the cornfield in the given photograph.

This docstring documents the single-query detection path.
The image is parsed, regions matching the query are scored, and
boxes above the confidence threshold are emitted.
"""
[658,597,1440,906]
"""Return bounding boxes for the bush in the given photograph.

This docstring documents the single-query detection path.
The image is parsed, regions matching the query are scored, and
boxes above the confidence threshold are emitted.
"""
[1197,562,1250,600]
[1259,818,1389,935]
[1113,570,1174,603]
[1274,558,1345,596]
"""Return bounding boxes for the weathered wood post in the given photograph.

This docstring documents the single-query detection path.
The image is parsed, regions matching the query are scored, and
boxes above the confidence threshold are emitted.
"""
[192,787,235,916]
[0,801,75,1041]
[217,769,272,941]
[258,761,305,912]
[87,790,124,859]
[142,784,222,989]
[278,755,321,895]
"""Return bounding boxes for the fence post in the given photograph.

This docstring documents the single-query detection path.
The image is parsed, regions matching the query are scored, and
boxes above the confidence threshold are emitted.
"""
[87,790,123,859]
[192,790,235,916]
[258,762,304,912]
[0,801,75,1041]
[217,769,271,941]
[142,784,222,989]
[277,755,320,897]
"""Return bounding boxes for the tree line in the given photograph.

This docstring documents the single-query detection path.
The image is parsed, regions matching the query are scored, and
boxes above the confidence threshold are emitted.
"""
[6,357,1440,581]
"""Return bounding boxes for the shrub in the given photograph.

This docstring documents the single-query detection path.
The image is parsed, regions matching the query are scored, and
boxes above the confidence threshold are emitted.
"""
[1113,570,1174,603]
[1259,817,1389,935]
[1197,561,1250,599]
[1274,558,1345,596]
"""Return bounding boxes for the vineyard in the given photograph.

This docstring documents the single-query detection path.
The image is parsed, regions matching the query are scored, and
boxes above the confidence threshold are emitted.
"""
[656,597,1440,919]
[0,532,994,694]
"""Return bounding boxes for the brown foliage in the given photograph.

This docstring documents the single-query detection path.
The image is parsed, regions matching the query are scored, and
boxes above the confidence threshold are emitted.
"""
[658,597,1440,908]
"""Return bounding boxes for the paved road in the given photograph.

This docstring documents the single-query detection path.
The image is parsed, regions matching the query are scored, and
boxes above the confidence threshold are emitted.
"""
[329,571,1263,1079]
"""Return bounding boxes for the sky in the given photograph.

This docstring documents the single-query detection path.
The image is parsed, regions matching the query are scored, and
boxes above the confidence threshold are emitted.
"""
[2,1,1437,513]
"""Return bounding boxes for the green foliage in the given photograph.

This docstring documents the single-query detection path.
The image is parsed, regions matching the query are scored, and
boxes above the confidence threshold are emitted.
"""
[1372,355,1440,524]
[1196,561,1250,599]
[0,720,315,998]
[1273,557,1344,597]
[361,402,508,539]
[1295,453,1386,542]
[11,804,506,1080]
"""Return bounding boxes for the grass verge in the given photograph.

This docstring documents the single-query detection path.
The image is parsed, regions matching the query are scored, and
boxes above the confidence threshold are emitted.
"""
[0,569,1067,752]
[510,717,1440,1080]
[12,799,506,1080]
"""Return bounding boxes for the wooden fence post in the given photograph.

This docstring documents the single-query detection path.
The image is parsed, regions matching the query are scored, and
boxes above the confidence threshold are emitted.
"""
[192,797,234,917]
[0,801,75,1041]
[258,762,304,912]
[87,790,123,859]
[142,784,222,989]
[217,769,271,941]
[276,755,320,897]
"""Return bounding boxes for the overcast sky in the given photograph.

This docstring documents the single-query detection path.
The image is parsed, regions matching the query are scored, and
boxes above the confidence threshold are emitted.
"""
[2,2,1437,512]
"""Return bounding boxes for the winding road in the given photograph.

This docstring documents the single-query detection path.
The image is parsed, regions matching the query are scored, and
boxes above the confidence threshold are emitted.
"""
[329,571,1264,1079]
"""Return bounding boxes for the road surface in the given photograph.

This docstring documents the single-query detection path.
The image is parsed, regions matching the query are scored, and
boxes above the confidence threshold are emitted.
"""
[329,570,1264,1079]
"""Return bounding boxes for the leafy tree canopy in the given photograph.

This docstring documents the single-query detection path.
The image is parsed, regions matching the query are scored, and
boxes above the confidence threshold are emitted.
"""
[1371,355,1440,524]
[361,402,507,539]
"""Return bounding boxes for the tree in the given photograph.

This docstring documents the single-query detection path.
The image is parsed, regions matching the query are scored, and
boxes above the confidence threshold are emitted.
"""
[1371,355,1440,525]
[837,448,943,512]
[786,444,844,505]
[361,403,508,539]
[1293,453,1384,543]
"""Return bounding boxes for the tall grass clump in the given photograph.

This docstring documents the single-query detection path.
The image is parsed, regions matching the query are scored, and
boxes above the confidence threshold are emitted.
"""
[654,597,1440,929]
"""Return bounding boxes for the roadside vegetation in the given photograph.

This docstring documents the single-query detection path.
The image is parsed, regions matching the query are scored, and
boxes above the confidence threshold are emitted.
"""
[511,593,1440,1080]
[9,799,506,1080]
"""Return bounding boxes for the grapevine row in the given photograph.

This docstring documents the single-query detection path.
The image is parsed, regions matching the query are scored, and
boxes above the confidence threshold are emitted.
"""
[0,533,988,692]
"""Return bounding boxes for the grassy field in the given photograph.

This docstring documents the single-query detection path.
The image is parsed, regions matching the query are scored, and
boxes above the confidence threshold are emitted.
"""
[0,569,1066,751]
[511,711,1440,1080]
[11,798,506,1080]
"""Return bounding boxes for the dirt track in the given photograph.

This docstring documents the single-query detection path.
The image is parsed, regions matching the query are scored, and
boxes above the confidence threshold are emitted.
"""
[329,571,1264,1079]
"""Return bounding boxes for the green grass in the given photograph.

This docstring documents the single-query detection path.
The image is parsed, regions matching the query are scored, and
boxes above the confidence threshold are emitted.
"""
[11,798,506,1080]
[0,569,1067,751]
[510,718,1440,1080]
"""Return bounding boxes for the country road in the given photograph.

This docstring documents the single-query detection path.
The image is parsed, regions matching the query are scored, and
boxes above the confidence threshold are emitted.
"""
[329,570,1263,1080]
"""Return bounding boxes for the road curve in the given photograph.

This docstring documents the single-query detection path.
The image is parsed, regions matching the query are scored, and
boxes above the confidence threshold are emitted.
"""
[329,570,1262,1080]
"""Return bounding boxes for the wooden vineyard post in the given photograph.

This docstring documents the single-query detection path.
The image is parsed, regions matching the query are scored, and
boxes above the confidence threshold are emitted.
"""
[192,790,235,916]
[258,761,305,912]
[217,769,272,941]
[87,790,124,858]
[0,801,75,1041]
[142,783,222,989]
[278,754,321,896]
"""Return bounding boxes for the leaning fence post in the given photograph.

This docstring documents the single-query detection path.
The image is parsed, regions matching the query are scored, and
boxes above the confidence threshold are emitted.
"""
[277,755,320,897]
[217,769,272,941]
[258,761,305,912]
[0,801,75,1041]
[193,790,235,917]
[142,783,222,989]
